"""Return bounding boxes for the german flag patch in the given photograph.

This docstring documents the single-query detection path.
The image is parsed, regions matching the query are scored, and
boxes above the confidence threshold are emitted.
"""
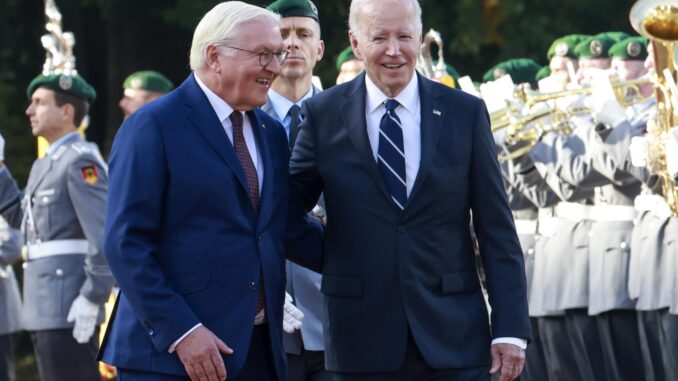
[81,166,98,185]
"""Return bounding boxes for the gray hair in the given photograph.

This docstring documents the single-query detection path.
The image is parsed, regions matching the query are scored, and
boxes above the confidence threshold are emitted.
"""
[189,1,280,70]
[348,0,422,40]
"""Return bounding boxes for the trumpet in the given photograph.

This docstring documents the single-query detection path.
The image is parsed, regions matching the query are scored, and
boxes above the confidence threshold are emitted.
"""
[520,77,653,107]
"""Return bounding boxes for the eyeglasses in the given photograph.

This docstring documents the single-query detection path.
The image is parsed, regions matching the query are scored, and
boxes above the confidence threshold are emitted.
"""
[222,46,289,67]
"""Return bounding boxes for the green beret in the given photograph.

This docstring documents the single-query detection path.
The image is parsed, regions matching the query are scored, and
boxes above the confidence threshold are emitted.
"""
[535,66,551,81]
[482,58,541,84]
[27,74,96,103]
[267,0,319,22]
[336,46,356,69]
[123,70,174,93]
[608,36,648,60]
[574,34,618,59]
[604,31,630,43]
[547,34,590,61]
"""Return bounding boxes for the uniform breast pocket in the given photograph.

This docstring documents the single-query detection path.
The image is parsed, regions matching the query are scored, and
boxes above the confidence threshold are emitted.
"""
[32,190,57,232]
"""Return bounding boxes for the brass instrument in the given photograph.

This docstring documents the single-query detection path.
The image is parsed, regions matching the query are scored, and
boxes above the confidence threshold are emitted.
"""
[520,78,653,107]
[417,29,456,87]
[631,0,678,215]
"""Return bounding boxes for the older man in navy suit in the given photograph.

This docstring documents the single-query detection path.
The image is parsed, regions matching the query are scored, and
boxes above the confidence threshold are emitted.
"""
[100,2,320,381]
[288,0,531,380]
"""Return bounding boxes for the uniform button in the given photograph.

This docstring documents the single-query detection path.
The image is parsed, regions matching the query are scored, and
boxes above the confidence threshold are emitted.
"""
[527,248,535,255]
[620,241,628,250]
[397,226,406,233]
[55,269,64,277]
[248,282,257,291]
[22,263,27,269]
[42,196,49,203]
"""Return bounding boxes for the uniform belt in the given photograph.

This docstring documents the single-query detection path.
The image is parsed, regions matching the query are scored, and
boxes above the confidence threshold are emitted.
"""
[24,239,94,261]
[537,208,558,237]
[554,202,592,222]
[589,204,637,222]
[634,194,673,219]
[514,219,538,235]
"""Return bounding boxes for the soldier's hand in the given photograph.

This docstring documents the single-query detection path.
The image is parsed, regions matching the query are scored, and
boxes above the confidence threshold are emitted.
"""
[630,135,648,167]
[283,292,304,333]
[175,325,233,381]
[489,343,525,381]
[66,295,99,343]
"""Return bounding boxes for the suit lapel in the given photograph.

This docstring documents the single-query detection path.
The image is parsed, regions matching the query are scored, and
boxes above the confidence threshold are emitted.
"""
[406,74,445,207]
[339,74,392,202]
[180,74,250,198]
[248,110,274,227]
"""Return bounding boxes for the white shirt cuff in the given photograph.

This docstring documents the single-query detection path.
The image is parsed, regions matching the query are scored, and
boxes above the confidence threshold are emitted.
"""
[168,323,202,353]
[492,337,527,349]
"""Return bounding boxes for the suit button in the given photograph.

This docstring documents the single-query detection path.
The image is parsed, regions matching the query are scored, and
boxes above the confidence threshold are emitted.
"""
[397,226,406,233]
[248,282,257,291]
[55,269,64,277]
[257,235,262,241]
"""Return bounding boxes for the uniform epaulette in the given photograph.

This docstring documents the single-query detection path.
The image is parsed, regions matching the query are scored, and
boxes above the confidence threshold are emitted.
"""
[50,145,68,160]
[70,142,93,155]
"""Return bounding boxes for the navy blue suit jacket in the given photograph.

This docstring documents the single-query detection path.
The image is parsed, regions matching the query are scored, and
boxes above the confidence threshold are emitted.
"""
[289,72,531,372]
[100,74,320,378]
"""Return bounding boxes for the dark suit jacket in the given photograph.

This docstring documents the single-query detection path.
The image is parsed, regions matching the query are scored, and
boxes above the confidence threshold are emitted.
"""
[100,73,321,379]
[289,72,531,372]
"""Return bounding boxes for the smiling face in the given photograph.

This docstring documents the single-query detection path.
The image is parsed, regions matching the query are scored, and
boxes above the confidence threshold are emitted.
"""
[279,16,324,81]
[349,0,420,97]
[208,19,284,110]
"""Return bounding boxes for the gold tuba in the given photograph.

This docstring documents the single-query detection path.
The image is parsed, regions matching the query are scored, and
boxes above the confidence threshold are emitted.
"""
[630,0,678,215]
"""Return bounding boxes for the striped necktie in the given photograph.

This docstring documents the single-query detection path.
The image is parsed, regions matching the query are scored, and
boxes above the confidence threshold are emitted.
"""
[229,111,259,215]
[378,99,407,209]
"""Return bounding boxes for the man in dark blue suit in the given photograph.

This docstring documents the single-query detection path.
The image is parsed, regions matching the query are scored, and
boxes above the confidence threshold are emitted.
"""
[288,0,531,380]
[100,2,320,381]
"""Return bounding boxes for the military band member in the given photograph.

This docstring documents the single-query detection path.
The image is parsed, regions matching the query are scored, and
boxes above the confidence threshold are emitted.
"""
[0,73,113,381]
[0,207,21,381]
[119,70,174,119]
[262,1,330,380]
[335,46,363,85]
[547,34,587,90]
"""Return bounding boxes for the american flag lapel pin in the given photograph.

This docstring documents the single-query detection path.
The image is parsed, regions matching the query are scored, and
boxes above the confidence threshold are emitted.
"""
[433,109,441,116]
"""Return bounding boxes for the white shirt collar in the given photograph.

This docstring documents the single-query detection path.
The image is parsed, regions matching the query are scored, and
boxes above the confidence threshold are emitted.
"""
[268,87,314,122]
[365,72,419,115]
[47,131,80,156]
[194,73,235,123]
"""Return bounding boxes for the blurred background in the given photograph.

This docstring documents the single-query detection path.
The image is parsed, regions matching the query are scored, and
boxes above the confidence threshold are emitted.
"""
[0,0,639,379]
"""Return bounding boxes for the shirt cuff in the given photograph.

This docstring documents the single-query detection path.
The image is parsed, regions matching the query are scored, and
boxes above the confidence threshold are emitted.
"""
[168,323,202,353]
[492,337,527,349]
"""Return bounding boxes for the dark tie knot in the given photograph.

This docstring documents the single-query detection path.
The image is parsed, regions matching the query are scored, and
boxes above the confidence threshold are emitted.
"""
[288,104,301,119]
[384,99,399,112]
[230,111,244,128]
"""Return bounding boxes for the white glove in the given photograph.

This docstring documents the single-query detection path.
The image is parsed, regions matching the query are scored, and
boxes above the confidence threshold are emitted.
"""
[282,292,304,334]
[587,74,627,127]
[0,132,5,162]
[66,295,99,344]
[630,136,648,168]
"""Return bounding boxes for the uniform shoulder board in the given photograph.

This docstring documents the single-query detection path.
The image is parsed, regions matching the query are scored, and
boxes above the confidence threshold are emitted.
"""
[70,141,94,155]
[50,145,68,160]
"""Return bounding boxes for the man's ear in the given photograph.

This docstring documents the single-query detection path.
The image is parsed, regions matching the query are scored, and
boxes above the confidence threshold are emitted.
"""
[349,31,361,60]
[61,103,76,125]
[205,45,222,72]
[316,40,325,62]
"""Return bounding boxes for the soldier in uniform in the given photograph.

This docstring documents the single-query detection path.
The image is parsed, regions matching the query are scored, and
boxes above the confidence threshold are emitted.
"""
[335,46,363,85]
[0,73,113,381]
[118,70,174,119]
[262,1,330,380]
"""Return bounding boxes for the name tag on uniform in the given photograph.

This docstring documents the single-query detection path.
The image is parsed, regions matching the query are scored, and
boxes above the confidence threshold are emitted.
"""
[35,189,56,197]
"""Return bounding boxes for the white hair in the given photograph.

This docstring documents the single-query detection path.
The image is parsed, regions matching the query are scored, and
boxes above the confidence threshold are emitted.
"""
[348,0,422,40]
[189,1,280,70]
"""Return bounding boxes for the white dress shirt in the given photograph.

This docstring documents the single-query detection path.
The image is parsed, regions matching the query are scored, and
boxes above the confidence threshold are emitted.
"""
[267,87,314,141]
[363,74,527,350]
[168,74,266,353]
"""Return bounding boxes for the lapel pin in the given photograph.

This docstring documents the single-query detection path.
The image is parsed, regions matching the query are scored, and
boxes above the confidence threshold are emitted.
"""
[261,123,266,129]
[432,109,441,116]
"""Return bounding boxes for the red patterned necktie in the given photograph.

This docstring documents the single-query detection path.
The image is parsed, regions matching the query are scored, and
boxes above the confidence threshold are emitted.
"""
[229,111,266,320]
[230,111,260,215]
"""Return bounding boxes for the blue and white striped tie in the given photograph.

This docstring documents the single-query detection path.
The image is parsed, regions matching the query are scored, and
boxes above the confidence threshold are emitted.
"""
[378,99,407,209]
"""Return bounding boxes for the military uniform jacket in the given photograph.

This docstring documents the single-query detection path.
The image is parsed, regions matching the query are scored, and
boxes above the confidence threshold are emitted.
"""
[0,132,113,330]
[0,217,21,335]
